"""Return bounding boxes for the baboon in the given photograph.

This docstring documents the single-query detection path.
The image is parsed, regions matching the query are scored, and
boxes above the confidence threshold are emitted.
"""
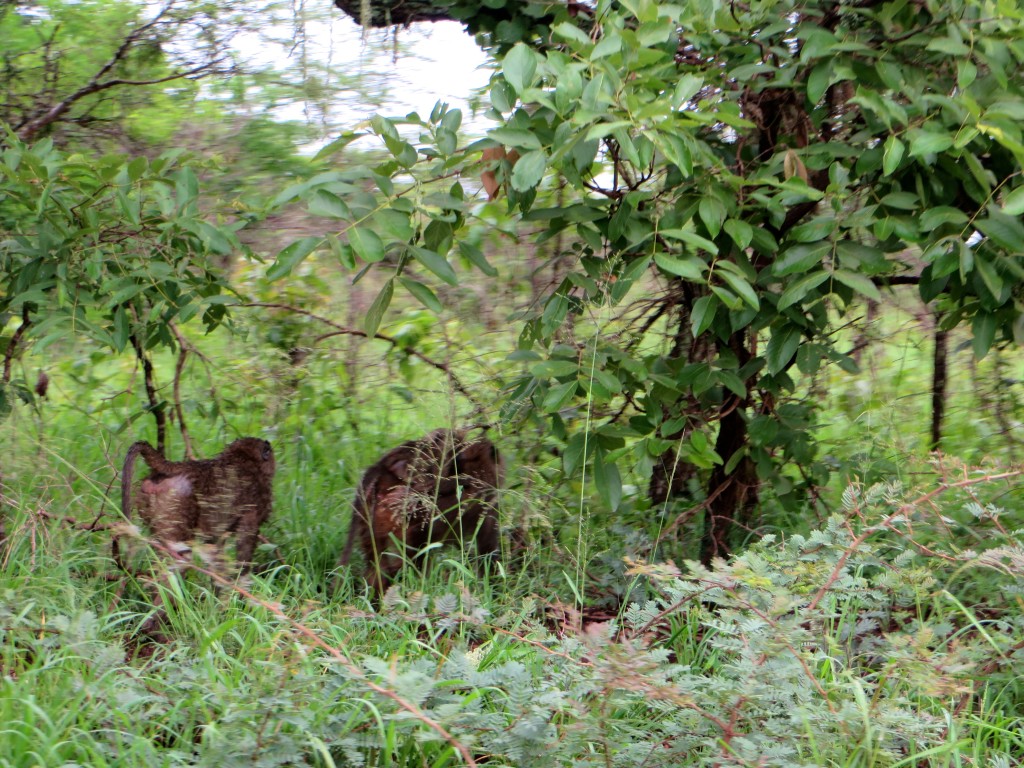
[340,427,503,594]
[118,437,275,572]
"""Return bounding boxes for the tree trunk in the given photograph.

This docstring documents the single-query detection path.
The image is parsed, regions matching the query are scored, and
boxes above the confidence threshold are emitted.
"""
[930,315,948,452]
[699,332,757,566]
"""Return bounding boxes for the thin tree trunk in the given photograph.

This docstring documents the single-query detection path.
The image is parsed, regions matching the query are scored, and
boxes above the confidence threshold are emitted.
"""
[699,332,757,566]
[930,316,948,452]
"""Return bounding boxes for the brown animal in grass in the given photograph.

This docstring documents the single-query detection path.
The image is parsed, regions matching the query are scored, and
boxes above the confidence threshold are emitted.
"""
[118,437,275,572]
[340,428,503,594]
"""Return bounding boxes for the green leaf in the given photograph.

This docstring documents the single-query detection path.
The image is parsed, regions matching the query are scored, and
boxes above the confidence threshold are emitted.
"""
[562,432,589,476]
[717,268,759,310]
[510,149,547,192]
[592,33,622,59]
[659,228,719,254]
[806,61,832,104]
[267,237,320,280]
[971,312,996,359]
[364,279,394,337]
[880,191,918,210]
[502,43,537,95]
[654,253,705,280]
[832,269,881,301]
[326,233,354,269]
[882,135,904,175]
[777,271,829,310]
[698,196,726,238]
[175,168,198,210]
[459,241,498,277]
[593,448,622,512]
[487,128,543,150]
[348,227,386,263]
[724,219,753,250]
[691,295,718,337]
[541,380,578,412]
[774,243,831,276]
[308,189,351,219]
[976,212,1024,252]
[398,277,442,312]
[672,74,703,108]
[531,360,580,378]
[1003,186,1024,216]
[919,207,968,231]
[766,325,803,374]
[973,256,1005,302]
[112,306,130,352]
[126,156,147,182]
[908,129,954,157]
[410,246,458,286]
[313,132,363,161]
[553,21,591,46]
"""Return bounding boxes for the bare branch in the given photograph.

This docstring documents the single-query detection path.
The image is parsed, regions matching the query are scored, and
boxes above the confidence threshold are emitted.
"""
[15,2,228,142]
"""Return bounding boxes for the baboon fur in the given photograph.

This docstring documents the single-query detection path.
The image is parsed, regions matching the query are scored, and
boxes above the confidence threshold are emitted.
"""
[119,437,275,571]
[340,428,503,594]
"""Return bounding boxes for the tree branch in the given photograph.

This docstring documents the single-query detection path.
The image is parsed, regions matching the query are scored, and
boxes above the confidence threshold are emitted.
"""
[16,2,226,142]
[239,302,484,409]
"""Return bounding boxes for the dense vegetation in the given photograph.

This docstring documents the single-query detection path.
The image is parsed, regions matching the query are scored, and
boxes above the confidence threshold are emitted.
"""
[2,0,1024,765]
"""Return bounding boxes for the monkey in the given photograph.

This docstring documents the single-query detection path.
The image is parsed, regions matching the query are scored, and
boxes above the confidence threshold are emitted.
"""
[118,437,275,573]
[339,427,504,595]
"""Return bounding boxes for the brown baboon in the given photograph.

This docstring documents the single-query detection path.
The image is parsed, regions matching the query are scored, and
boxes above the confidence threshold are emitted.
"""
[340,428,503,594]
[118,437,275,572]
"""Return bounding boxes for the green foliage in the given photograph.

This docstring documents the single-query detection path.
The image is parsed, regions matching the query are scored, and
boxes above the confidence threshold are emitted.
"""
[0,136,242,413]
[285,0,1024,548]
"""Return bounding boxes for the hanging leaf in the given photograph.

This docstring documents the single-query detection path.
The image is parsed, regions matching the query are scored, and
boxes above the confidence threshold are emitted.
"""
[593,447,622,512]
[766,324,803,374]
[267,237,320,280]
[409,245,458,285]
[364,279,394,337]
[510,149,547,192]
[882,135,904,175]
[348,227,386,263]
[398,277,442,312]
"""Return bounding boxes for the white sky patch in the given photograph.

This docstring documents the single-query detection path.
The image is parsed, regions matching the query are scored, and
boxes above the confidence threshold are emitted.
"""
[234,13,494,143]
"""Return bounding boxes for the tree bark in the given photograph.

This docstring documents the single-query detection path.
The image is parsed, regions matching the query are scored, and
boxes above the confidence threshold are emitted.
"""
[699,332,757,566]
[930,315,948,452]
[332,0,461,26]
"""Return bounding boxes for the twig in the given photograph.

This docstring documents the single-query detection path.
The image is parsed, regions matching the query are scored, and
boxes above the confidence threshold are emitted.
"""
[33,508,116,532]
[169,323,194,459]
[129,331,166,453]
[16,2,224,141]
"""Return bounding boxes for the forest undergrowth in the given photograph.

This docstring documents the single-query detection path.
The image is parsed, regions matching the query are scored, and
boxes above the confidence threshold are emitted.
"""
[1,302,1023,767]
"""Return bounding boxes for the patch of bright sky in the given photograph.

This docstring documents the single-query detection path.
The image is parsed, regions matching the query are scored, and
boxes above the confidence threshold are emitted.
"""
[234,12,495,143]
